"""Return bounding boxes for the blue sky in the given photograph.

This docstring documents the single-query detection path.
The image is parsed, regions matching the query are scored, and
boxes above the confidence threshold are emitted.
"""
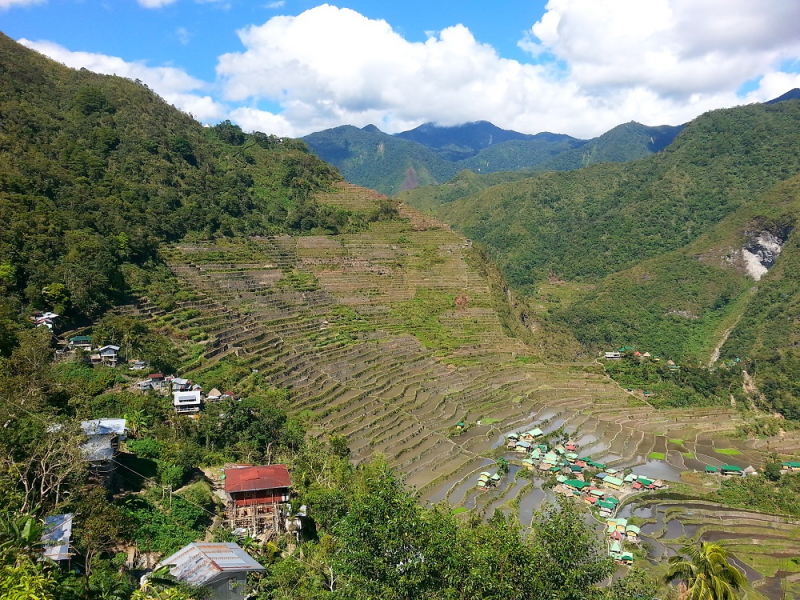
[3,0,800,138]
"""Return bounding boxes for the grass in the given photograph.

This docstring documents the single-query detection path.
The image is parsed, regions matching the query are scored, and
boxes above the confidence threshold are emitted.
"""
[481,418,501,425]
[714,448,743,456]
[682,452,695,459]
[649,452,667,460]
[669,438,684,445]
[451,507,469,515]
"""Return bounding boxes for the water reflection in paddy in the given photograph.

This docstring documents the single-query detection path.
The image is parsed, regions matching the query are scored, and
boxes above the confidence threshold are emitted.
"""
[634,459,685,481]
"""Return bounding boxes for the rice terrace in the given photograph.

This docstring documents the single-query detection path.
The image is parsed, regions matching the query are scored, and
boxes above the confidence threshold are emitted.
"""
[118,183,800,597]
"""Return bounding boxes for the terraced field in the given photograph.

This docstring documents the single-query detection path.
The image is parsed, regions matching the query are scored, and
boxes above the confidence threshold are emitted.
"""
[618,499,800,599]
[129,183,793,514]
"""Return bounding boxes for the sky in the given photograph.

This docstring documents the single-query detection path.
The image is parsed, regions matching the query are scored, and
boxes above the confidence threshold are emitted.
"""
[3,0,800,139]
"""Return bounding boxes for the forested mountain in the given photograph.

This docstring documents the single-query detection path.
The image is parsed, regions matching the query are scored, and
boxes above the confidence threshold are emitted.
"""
[394,120,571,160]
[302,124,459,195]
[0,32,356,329]
[400,99,800,420]
[304,119,683,194]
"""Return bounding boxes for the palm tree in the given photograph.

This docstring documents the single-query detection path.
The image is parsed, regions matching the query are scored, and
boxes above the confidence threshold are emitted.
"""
[665,542,746,600]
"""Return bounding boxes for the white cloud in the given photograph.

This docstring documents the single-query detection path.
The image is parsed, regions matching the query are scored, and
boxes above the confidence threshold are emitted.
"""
[265,1,285,8]
[19,39,227,122]
[525,0,800,97]
[228,107,295,137]
[137,0,177,7]
[0,0,45,8]
[213,2,800,138]
[176,26,191,45]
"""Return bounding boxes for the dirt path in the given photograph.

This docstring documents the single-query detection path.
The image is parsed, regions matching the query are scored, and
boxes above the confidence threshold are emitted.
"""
[708,314,743,367]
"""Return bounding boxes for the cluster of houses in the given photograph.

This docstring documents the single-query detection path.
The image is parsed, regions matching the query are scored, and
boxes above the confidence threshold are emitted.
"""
[65,335,122,367]
[506,430,666,509]
[31,311,59,330]
[135,373,237,415]
[43,455,294,600]
[476,470,502,489]
[603,347,681,371]
[704,464,758,476]
[605,517,638,565]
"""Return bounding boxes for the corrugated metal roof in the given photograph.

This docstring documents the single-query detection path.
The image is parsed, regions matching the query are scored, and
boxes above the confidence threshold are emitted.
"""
[224,464,291,493]
[159,543,264,586]
[81,419,126,436]
[42,513,73,561]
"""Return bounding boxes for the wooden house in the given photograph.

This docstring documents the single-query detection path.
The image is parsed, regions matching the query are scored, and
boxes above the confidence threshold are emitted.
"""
[80,418,126,483]
[224,465,292,538]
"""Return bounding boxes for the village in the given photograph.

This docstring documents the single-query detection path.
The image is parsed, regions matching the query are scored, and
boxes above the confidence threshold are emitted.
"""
[28,320,800,598]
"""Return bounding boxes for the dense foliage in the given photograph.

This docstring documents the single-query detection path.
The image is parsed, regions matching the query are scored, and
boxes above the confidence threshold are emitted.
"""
[0,33,351,327]
[603,355,744,409]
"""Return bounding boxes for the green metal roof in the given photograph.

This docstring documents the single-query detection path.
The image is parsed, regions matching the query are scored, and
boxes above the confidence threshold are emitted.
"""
[782,462,800,468]
[565,479,589,490]
[625,525,641,534]
[604,476,625,487]
[721,465,743,472]
[69,335,93,342]
[597,500,616,510]
[605,496,619,505]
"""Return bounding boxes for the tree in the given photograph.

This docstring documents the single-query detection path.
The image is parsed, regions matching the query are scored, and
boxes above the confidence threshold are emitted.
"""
[0,423,88,513]
[664,542,747,600]
[607,567,660,600]
[73,487,130,589]
[496,457,509,476]
[529,495,615,600]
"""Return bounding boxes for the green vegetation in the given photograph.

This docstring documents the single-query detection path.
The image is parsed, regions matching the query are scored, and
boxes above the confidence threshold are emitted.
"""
[603,355,743,409]
[714,448,743,456]
[664,542,746,600]
[649,452,667,460]
[403,98,800,420]
[711,473,800,517]
[0,32,355,330]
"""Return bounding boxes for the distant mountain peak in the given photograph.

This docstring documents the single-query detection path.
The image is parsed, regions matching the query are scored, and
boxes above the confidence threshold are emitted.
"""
[765,88,800,105]
[361,124,383,134]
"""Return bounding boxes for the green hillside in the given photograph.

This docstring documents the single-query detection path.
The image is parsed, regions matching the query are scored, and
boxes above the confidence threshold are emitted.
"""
[0,32,355,327]
[303,124,459,195]
[423,101,800,287]
[404,101,800,419]
[535,122,683,171]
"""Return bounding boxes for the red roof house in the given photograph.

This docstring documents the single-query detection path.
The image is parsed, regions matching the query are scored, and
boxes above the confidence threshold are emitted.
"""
[224,465,291,507]
[224,465,292,537]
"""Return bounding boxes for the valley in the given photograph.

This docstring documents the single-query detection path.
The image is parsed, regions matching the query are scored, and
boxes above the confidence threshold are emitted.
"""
[112,183,800,590]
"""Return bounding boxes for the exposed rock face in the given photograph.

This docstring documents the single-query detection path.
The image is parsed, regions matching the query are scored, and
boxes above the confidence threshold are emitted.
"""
[742,229,790,280]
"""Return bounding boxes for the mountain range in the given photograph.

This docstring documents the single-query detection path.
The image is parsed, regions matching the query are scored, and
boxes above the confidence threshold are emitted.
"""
[303,119,684,195]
